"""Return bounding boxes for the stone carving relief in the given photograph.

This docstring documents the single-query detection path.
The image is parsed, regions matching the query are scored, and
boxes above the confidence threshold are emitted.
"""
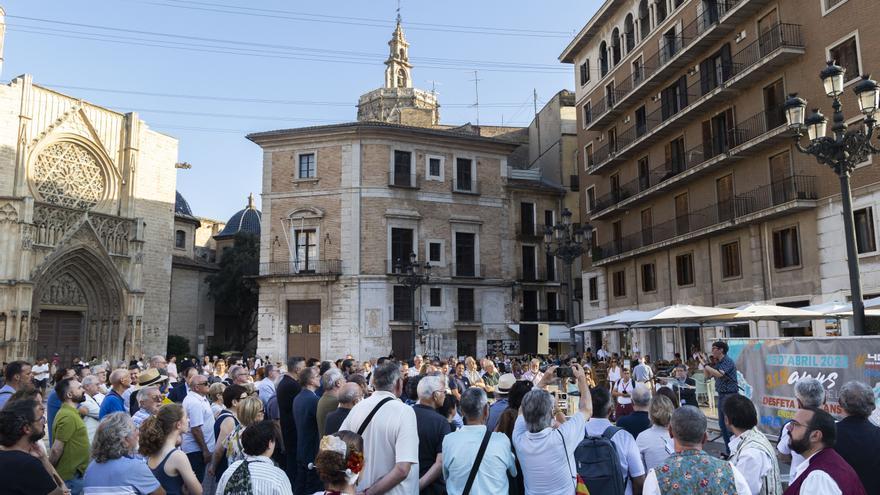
[0,203,18,223]
[33,202,85,247]
[89,214,132,256]
[32,141,106,210]
[40,273,86,307]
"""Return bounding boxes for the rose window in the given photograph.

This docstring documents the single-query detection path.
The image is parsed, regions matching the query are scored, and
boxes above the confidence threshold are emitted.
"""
[33,141,106,210]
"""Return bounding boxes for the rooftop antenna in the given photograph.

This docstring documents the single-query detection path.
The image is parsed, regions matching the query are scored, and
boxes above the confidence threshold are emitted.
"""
[470,70,481,126]
[426,79,441,97]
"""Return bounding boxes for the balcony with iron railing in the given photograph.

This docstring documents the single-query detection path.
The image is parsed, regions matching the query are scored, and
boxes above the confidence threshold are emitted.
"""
[517,265,556,283]
[590,104,791,219]
[592,175,817,265]
[452,177,480,195]
[455,306,482,324]
[587,23,803,175]
[520,309,567,322]
[583,0,772,130]
[388,172,419,189]
[515,223,547,241]
[451,263,485,278]
[259,259,342,277]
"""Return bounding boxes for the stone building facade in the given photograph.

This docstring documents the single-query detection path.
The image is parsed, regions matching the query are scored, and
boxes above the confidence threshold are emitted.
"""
[0,70,178,364]
[561,0,880,357]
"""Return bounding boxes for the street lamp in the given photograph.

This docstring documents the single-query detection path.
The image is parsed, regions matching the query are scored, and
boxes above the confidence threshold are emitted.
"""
[785,61,880,335]
[394,252,431,357]
[544,208,592,352]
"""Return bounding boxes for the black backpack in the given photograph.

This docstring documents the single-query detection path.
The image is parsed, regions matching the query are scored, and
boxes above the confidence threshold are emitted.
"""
[574,425,626,495]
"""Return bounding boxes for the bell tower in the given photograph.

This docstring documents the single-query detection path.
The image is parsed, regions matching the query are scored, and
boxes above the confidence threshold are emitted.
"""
[384,16,412,89]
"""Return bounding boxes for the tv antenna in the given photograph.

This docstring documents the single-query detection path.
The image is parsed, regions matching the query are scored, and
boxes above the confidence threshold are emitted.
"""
[470,70,481,126]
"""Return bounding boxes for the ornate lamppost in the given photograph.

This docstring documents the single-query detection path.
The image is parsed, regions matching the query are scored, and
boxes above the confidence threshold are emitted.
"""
[394,252,431,356]
[784,62,880,335]
[544,208,591,352]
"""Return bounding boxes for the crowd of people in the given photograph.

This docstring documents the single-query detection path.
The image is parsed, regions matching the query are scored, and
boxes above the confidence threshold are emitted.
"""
[0,342,877,495]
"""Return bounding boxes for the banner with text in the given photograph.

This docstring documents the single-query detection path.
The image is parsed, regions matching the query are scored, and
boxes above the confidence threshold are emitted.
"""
[725,337,880,435]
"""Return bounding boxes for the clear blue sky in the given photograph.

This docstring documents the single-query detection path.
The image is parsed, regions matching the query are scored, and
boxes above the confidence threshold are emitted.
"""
[3,0,599,220]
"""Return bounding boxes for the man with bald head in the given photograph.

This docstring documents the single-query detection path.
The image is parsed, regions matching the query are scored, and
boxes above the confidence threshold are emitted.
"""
[324,382,363,436]
[98,369,131,419]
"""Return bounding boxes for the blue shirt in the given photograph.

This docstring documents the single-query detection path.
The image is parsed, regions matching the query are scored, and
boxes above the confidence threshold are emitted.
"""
[714,355,738,394]
[47,389,61,444]
[293,388,320,463]
[486,398,508,432]
[98,391,125,419]
[83,455,161,494]
[442,425,516,495]
[0,384,15,409]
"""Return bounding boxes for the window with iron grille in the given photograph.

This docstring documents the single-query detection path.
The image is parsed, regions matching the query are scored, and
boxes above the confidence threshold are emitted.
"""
[721,241,741,278]
[676,253,695,286]
[613,270,626,297]
[772,226,801,269]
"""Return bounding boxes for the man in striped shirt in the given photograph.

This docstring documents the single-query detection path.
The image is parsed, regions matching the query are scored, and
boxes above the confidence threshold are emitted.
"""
[217,419,293,495]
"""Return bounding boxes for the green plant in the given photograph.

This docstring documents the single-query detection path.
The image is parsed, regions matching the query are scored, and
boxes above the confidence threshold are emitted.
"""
[166,335,190,358]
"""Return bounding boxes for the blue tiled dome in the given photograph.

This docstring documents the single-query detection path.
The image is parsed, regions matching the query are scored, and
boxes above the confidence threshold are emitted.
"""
[216,193,261,238]
[175,191,194,216]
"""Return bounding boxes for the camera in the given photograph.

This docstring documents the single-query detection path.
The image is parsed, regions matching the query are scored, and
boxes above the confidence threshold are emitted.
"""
[556,366,574,378]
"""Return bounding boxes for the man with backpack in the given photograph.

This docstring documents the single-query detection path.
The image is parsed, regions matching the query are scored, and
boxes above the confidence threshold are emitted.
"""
[582,387,646,495]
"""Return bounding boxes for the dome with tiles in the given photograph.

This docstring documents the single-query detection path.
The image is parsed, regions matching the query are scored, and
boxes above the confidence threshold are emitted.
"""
[215,193,261,239]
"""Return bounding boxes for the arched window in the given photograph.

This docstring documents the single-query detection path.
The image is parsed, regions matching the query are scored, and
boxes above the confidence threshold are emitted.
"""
[639,0,650,40]
[175,230,186,249]
[397,68,407,87]
[399,48,405,59]
[656,0,668,24]
[624,14,635,53]
[599,41,609,77]
[611,28,621,66]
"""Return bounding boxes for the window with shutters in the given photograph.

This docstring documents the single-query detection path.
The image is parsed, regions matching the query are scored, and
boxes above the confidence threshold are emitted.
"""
[699,44,732,95]
[641,208,653,246]
[666,137,685,175]
[393,285,412,321]
[828,35,860,84]
[608,127,618,153]
[457,288,475,321]
[298,152,317,179]
[392,150,413,187]
[588,276,599,301]
[606,82,616,108]
[521,245,537,280]
[429,287,442,307]
[674,192,689,235]
[632,57,644,85]
[454,157,475,192]
[702,109,734,158]
[583,102,592,127]
[661,76,688,120]
[584,143,594,169]
[454,232,476,277]
[520,202,536,236]
[855,207,877,254]
[721,241,741,279]
[638,157,650,191]
[390,228,414,268]
[613,270,626,297]
[641,263,657,292]
[772,226,801,269]
[580,60,590,86]
[586,186,596,212]
[635,106,647,137]
[175,230,186,249]
[676,253,695,286]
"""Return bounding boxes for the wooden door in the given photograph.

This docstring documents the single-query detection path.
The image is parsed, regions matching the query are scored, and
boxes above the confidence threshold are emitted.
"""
[37,311,83,365]
[392,330,413,360]
[770,151,792,204]
[638,158,650,191]
[641,208,653,246]
[675,193,690,234]
[457,331,477,358]
[763,79,785,129]
[716,174,734,221]
[522,290,538,321]
[757,9,779,56]
[287,300,321,360]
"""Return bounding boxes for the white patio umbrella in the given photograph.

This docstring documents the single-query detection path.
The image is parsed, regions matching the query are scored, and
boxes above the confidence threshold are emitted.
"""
[572,309,655,330]
[718,303,823,322]
[623,304,739,326]
[804,301,880,316]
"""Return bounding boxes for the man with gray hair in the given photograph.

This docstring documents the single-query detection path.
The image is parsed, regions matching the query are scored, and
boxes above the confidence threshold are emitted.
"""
[132,386,162,428]
[414,375,450,494]
[409,354,423,377]
[442,387,516,494]
[617,385,652,439]
[513,364,592,494]
[79,375,102,442]
[643,406,751,495]
[834,380,880,491]
[316,367,345,438]
[341,361,419,495]
[777,377,825,474]
[325,382,363,436]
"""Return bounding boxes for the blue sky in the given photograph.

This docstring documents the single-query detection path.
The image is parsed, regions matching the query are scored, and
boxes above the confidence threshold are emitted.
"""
[4,0,599,220]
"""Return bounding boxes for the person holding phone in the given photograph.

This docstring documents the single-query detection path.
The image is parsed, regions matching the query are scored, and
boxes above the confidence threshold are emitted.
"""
[613,368,636,419]
[699,341,738,455]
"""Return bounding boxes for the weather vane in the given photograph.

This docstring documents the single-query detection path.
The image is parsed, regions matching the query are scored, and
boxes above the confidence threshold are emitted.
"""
[396,0,402,23]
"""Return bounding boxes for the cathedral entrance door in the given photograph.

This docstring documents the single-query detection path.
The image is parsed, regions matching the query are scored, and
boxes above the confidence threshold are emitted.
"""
[36,310,83,365]
[287,300,321,360]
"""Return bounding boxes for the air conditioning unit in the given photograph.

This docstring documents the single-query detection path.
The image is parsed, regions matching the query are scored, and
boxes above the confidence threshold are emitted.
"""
[624,116,631,124]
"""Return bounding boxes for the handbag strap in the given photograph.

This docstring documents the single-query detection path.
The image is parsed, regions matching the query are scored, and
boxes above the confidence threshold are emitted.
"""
[357,397,394,436]
[557,429,577,490]
[463,428,494,495]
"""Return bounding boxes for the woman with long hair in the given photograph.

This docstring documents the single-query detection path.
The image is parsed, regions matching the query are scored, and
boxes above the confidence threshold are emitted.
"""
[139,404,203,495]
[223,395,265,464]
[311,431,364,495]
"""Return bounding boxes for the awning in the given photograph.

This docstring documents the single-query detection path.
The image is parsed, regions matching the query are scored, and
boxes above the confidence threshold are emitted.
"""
[507,324,577,342]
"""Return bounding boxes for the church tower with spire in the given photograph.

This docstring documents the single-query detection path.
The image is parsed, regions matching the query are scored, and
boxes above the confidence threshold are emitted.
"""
[357,15,439,126]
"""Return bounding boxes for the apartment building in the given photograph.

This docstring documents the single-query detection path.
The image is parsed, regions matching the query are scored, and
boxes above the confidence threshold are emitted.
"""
[561,0,880,357]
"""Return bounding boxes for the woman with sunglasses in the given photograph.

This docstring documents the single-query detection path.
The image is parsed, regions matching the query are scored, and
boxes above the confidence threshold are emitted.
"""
[209,384,248,481]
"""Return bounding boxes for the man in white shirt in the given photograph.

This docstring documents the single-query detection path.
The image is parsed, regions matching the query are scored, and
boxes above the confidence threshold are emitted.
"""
[632,357,653,387]
[643,406,752,495]
[723,394,781,495]
[585,387,645,495]
[340,362,419,495]
[785,407,866,494]
[408,355,423,377]
[777,377,824,476]
[182,373,215,484]
[79,375,102,443]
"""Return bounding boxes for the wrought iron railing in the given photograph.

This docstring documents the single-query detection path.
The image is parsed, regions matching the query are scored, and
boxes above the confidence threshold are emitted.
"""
[259,259,342,276]
[388,172,419,189]
[521,309,567,322]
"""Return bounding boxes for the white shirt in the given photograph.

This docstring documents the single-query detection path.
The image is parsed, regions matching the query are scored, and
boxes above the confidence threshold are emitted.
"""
[788,450,842,495]
[636,425,673,471]
[340,391,419,495]
[729,433,773,495]
[633,363,653,383]
[585,418,646,495]
[182,391,215,454]
[512,411,587,495]
[643,460,752,495]
[217,455,292,495]
[81,393,101,443]
[777,425,806,475]
[616,378,634,405]
[33,363,50,381]
[122,386,135,414]
[597,349,609,359]
[608,366,622,384]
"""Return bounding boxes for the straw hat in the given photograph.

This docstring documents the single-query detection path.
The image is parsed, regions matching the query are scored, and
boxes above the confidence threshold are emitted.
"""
[496,373,517,394]
[136,368,169,389]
